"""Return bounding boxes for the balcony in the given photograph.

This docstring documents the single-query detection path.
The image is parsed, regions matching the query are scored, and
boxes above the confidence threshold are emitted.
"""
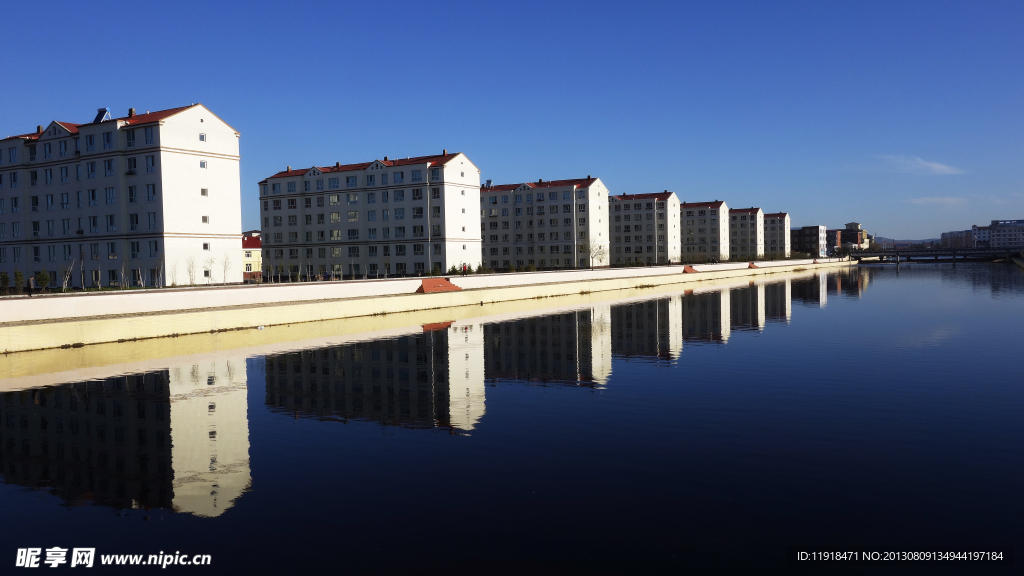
[125,169,136,176]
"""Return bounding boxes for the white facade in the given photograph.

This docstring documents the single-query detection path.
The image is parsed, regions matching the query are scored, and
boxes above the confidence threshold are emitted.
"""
[610,192,681,265]
[763,212,791,257]
[988,219,1024,248]
[729,207,764,259]
[259,152,481,278]
[479,177,609,270]
[681,201,730,262]
[0,104,242,288]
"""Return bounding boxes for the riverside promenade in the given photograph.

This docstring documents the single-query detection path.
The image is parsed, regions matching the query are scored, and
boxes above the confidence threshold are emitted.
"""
[0,258,850,354]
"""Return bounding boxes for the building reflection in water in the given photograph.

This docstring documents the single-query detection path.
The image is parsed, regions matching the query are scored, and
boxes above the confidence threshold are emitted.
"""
[0,267,869,513]
[484,307,613,385]
[265,321,487,432]
[0,358,250,517]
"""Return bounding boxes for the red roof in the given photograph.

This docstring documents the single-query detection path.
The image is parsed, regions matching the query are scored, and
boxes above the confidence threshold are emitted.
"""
[611,192,675,202]
[54,121,81,135]
[681,200,726,209]
[763,212,789,218]
[109,105,197,127]
[481,177,597,193]
[729,207,762,214]
[3,105,198,141]
[242,236,262,249]
[264,153,462,180]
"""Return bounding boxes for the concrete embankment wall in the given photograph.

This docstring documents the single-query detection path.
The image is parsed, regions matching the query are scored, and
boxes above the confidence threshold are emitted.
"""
[1013,256,1024,271]
[0,258,850,354]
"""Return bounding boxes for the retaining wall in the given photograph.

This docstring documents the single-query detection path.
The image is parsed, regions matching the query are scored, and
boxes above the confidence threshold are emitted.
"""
[0,258,850,354]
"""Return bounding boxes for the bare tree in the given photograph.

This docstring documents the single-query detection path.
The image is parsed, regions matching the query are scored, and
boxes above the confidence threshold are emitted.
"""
[120,262,128,289]
[186,256,197,286]
[170,260,179,287]
[61,259,75,292]
[580,241,608,269]
[221,254,232,284]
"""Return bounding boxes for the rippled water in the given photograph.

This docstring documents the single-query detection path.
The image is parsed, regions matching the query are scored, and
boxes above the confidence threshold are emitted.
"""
[1,264,1021,573]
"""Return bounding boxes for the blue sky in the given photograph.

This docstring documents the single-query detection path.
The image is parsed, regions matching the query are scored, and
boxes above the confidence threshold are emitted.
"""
[4,0,1021,238]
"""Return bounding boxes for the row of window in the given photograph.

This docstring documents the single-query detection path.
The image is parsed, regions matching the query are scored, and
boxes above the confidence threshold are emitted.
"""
[613,235,668,244]
[0,157,160,187]
[265,243,444,260]
[262,169,443,195]
[484,204,587,218]
[488,245,577,256]
[0,186,160,215]
[0,241,159,264]
[0,213,161,238]
[262,207,445,229]
[612,202,665,211]
[1,128,209,166]
[484,191,589,204]
[485,231,587,243]
[613,246,666,253]
[482,218,585,231]
[262,188,444,210]
[264,224,445,244]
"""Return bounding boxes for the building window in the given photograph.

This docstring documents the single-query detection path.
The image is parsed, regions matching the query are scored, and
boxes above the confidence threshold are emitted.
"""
[199,161,207,169]
[202,216,209,224]
[199,133,206,142]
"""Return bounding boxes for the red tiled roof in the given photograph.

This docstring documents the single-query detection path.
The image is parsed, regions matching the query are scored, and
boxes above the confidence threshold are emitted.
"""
[763,212,789,218]
[481,177,597,193]
[264,153,462,180]
[729,207,762,214]
[54,121,80,135]
[3,105,197,141]
[681,200,726,209]
[110,105,197,127]
[242,236,262,249]
[611,192,675,202]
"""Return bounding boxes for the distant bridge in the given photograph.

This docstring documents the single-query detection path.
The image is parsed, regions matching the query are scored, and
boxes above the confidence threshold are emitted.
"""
[853,247,1024,262]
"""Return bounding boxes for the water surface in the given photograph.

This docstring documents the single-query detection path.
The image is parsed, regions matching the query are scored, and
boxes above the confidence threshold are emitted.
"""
[1,264,1021,573]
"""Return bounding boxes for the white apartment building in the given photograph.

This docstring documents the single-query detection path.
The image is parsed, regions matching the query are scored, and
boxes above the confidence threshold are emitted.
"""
[258,152,481,278]
[763,212,791,257]
[681,200,730,262]
[609,191,681,264]
[0,104,241,288]
[479,177,609,270]
[988,219,1024,248]
[729,207,764,260]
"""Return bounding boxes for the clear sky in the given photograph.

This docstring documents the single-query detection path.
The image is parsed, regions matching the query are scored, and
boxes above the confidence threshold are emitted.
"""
[4,0,1021,238]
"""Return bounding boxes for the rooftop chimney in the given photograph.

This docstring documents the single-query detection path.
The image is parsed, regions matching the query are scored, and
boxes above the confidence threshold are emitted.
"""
[36,125,43,133]
[384,156,388,161]
[486,179,492,187]
[443,149,447,155]
[588,175,591,179]
[287,165,292,172]
[538,179,543,184]
[128,108,136,117]
[335,161,340,167]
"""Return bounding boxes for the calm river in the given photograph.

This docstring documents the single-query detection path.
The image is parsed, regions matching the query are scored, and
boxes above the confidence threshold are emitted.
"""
[1,264,1021,573]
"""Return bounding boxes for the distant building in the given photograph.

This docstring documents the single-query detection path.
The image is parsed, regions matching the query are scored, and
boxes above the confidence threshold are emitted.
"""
[940,229,973,249]
[763,212,791,257]
[825,229,843,252]
[874,236,895,250]
[729,207,764,259]
[988,219,1024,248]
[242,230,261,281]
[259,152,481,279]
[790,225,827,257]
[681,200,729,261]
[610,191,680,265]
[841,222,869,250]
[971,225,990,248]
[480,177,610,270]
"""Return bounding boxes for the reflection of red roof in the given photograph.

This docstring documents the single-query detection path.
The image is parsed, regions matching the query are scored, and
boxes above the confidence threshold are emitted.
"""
[611,192,675,202]
[481,177,598,193]
[242,236,261,249]
[264,153,462,180]
[729,207,761,214]
[681,200,726,209]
